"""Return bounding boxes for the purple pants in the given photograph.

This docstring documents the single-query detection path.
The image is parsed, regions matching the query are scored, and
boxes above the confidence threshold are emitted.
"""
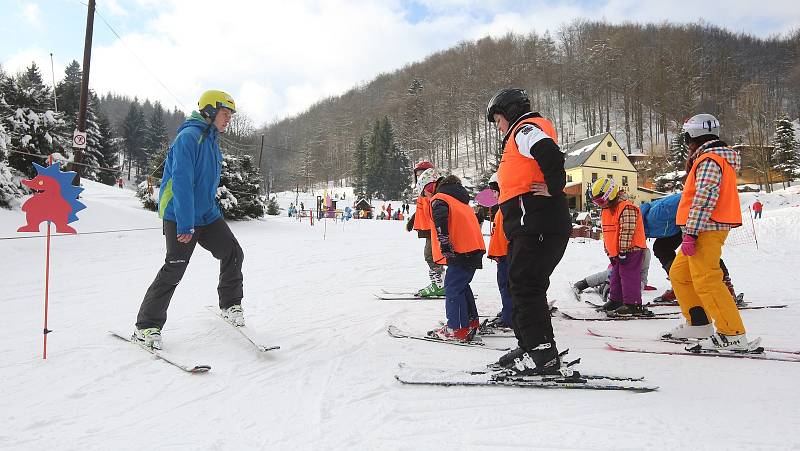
[609,249,643,305]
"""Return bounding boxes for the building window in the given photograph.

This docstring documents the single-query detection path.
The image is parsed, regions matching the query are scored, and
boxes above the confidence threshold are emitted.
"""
[567,174,573,182]
[606,141,612,147]
[601,153,607,161]
[622,176,628,186]
[591,172,598,182]
[612,154,618,162]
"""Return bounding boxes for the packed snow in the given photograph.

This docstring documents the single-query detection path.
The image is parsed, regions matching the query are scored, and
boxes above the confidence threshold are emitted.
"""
[1,181,799,450]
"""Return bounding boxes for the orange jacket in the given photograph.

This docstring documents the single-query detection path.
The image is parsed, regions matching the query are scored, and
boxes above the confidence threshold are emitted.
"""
[497,116,558,204]
[488,209,508,258]
[676,153,742,229]
[601,199,646,257]
[413,195,433,232]
[430,193,486,265]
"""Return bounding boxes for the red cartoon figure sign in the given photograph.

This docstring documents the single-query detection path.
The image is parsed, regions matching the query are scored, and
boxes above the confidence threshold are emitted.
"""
[18,162,85,234]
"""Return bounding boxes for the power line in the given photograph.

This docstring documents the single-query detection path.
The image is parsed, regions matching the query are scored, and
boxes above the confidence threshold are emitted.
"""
[75,1,187,111]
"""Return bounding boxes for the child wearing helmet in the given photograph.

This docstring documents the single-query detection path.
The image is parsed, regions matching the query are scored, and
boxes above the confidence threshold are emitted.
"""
[590,177,653,317]
[419,173,485,342]
[407,161,445,297]
[664,114,752,352]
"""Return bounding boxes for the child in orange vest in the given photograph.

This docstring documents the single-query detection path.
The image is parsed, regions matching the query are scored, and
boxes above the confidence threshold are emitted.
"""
[590,177,652,317]
[420,173,486,342]
[486,173,513,330]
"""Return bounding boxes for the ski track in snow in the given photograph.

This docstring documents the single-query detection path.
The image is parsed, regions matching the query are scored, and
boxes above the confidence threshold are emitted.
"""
[1,182,800,450]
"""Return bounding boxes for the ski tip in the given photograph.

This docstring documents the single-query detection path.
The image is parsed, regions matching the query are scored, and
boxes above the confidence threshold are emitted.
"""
[191,365,212,373]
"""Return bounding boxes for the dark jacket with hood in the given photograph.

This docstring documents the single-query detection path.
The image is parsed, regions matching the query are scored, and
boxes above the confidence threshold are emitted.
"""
[431,176,485,269]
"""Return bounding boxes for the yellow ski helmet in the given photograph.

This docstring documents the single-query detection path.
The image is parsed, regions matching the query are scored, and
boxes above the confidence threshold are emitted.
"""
[590,177,618,207]
[198,90,236,119]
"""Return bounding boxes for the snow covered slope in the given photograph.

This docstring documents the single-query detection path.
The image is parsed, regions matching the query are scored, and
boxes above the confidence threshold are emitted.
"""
[1,181,799,450]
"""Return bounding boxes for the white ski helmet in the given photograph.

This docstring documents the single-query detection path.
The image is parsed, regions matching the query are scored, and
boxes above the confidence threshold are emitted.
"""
[489,172,498,184]
[683,114,720,138]
[416,168,440,195]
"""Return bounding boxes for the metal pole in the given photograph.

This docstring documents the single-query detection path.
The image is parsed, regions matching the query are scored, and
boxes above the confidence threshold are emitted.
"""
[49,53,58,113]
[74,0,95,179]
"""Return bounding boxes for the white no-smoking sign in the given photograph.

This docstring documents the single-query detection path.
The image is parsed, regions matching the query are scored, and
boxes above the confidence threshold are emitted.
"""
[73,130,87,149]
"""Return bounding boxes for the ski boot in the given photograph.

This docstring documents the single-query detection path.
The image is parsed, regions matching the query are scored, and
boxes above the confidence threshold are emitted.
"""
[133,327,162,350]
[415,282,445,298]
[660,322,714,340]
[609,304,654,317]
[685,332,755,353]
[426,325,474,343]
[599,298,623,312]
[496,342,573,379]
[221,304,245,327]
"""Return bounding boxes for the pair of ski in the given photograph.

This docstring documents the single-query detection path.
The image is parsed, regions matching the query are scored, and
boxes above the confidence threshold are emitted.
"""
[647,293,787,310]
[110,306,280,373]
[376,289,478,301]
[587,328,800,361]
[395,359,658,392]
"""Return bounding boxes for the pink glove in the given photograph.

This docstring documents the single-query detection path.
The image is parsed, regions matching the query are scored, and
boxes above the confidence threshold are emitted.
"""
[681,235,697,256]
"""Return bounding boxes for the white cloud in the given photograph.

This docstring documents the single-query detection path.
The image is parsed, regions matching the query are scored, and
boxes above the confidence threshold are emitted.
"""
[6,0,800,126]
[21,3,42,28]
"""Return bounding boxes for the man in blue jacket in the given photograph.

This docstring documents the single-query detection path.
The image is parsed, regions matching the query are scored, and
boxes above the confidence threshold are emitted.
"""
[134,90,244,349]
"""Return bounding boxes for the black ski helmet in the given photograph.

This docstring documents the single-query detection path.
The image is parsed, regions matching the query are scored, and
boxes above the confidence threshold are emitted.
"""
[486,88,531,124]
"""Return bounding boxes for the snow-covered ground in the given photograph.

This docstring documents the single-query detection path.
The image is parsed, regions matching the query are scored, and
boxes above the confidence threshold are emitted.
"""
[1,181,799,450]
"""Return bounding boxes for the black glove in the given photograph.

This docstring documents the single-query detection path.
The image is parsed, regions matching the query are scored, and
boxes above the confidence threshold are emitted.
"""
[438,235,456,259]
[405,213,415,232]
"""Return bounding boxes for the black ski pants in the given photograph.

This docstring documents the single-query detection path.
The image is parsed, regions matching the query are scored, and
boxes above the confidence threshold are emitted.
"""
[136,218,244,329]
[507,232,569,350]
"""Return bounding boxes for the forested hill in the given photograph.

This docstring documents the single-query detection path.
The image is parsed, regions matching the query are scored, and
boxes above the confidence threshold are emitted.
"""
[259,20,799,191]
[96,92,185,142]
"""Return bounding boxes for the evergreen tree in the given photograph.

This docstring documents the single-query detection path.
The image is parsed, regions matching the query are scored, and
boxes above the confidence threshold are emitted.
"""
[668,133,688,171]
[12,63,53,111]
[217,154,265,220]
[352,135,367,198]
[95,110,121,185]
[56,60,82,123]
[76,93,106,182]
[385,138,411,200]
[773,115,799,186]
[143,102,168,174]
[121,100,146,179]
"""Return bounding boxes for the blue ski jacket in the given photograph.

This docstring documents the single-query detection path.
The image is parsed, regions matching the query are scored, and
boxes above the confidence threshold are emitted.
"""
[640,193,682,238]
[158,112,223,234]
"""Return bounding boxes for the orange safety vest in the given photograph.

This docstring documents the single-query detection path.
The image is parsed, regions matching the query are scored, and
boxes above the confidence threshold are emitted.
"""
[488,209,509,258]
[430,193,486,265]
[413,194,433,231]
[601,199,646,257]
[496,117,558,204]
[676,152,742,228]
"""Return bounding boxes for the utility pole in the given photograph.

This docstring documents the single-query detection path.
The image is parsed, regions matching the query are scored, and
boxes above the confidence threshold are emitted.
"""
[74,0,95,182]
[49,53,58,113]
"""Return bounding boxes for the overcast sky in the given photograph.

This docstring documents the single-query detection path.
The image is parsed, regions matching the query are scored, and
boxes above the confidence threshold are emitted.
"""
[1,0,798,125]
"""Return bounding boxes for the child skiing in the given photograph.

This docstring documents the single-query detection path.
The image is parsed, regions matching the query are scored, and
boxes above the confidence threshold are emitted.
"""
[418,171,485,342]
[486,172,513,330]
[406,161,445,297]
[590,177,653,317]
[664,114,752,351]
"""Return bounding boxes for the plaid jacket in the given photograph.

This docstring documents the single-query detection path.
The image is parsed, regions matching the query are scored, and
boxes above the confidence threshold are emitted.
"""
[682,140,741,236]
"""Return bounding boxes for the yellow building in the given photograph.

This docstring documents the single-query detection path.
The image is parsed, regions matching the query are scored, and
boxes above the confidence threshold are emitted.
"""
[563,132,664,210]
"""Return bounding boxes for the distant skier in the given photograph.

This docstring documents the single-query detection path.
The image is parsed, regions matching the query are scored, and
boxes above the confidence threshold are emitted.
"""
[752,199,763,219]
[486,88,571,376]
[590,177,653,317]
[485,172,513,330]
[422,173,485,342]
[663,114,751,351]
[133,90,245,350]
[405,161,445,297]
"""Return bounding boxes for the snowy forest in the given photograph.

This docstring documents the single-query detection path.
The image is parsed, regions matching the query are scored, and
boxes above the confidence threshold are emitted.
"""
[252,21,799,192]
